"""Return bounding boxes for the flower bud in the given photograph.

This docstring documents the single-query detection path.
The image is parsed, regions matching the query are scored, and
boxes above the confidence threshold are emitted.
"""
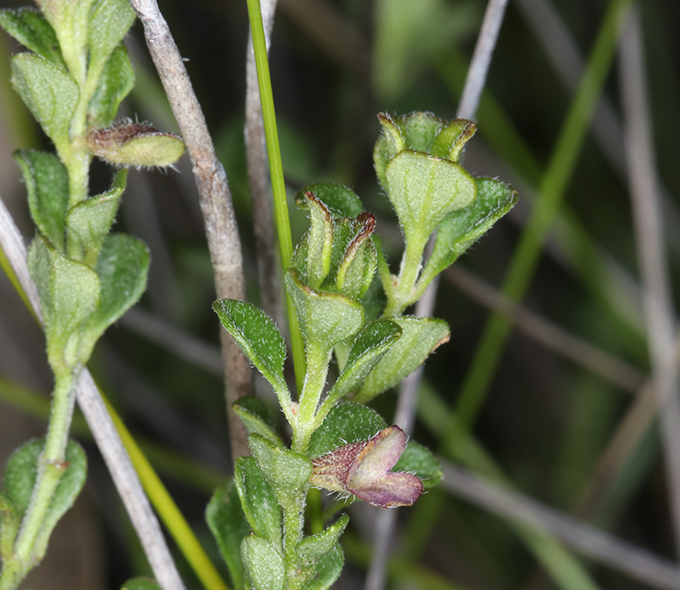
[309,426,423,508]
[86,121,185,168]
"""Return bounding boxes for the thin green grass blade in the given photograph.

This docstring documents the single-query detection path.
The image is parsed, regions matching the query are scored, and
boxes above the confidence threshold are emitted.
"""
[245,0,306,392]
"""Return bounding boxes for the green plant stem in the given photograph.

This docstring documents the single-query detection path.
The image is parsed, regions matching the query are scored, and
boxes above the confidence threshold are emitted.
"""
[384,237,425,316]
[293,345,330,453]
[0,372,76,589]
[282,494,305,590]
[449,0,633,448]
[245,0,306,393]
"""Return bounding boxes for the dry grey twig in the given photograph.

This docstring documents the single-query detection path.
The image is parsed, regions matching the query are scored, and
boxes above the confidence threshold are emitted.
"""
[127,0,252,460]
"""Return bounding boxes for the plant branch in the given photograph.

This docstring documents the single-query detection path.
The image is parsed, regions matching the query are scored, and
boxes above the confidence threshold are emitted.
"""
[365,1,510,588]
[127,0,252,461]
[0,196,187,590]
[619,7,680,559]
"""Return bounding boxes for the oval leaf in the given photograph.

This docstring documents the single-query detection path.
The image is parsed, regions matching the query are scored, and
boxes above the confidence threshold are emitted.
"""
[296,515,349,565]
[11,53,78,153]
[88,44,135,129]
[213,299,287,394]
[248,434,312,500]
[326,320,402,404]
[88,0,136,73]
[78,233,149,364]
[0,8,64,66]
[241,535,285,590]
[27,235,100,370]
[354,316,450,404]
[285,269,364,351]
[14,150,69,251]
[234,457,282,549]
[385,150,476,246]
[3,438,87,558]
[419,177,518,289]
[66,170,127,266]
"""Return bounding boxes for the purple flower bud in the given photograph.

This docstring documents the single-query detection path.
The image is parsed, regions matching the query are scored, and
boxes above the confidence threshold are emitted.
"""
[310,426,423,508]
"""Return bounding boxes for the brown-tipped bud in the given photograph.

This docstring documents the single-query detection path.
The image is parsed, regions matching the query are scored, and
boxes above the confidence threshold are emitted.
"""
[86,121,185,168]
[310,426,423,508]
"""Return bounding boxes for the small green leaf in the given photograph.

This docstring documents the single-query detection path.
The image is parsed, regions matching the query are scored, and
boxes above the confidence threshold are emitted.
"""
[233,397,284,447]
[3,439,86,553]
[285,269,364,351]
[430,118,476,161]
[66,170,126,266]
[11,53,79,154]
[213,299,288,394]
[78,233,149,363]
[385,150,477,248]
[327,320,402,402]
[374,113,405,189]
[121,578,161,590]
[399,111,443,152]
[394,442,442,488]
[308,403,387,458]
[28,235,100,371]
[334,213,377,300]
[234,458,281,549]
[88,44,135,128]
[14,150,69,251]
[0,8,64,66]
[419,178,518,289]
[300,543,344,590]
[296,184,363,218]
[206,479,250,590]
[296,515,348,565]
[88,0,136,74]
[248,434,312,499]
[354,317,450,403]
[33,0,94,69]
[241,535,285,590]
[302,191,334,289]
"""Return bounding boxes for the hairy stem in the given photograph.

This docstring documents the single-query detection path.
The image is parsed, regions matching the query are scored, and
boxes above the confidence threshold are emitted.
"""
[0,372,76,589]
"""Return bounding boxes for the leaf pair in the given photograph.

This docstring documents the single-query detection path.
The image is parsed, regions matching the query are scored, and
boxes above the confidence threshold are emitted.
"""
[374,112,478,250]
[214,299,410,414]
